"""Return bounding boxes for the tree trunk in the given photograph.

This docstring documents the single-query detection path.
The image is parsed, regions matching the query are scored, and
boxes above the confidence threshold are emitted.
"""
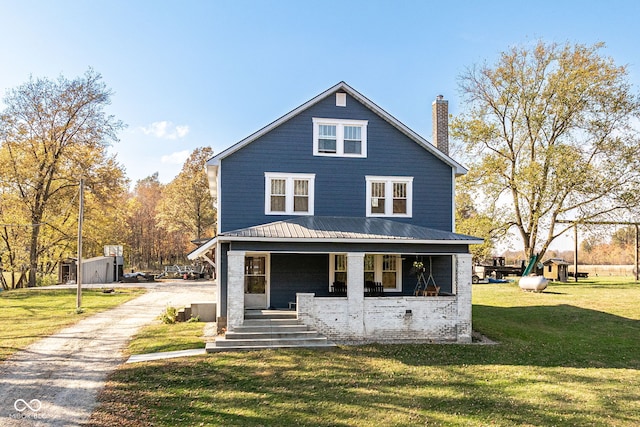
[28,224,40,287]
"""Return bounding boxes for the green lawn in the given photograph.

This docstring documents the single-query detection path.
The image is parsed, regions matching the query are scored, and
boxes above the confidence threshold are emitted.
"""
[127,322,207,356]
[0,287,144,361]
[87,278,638,426]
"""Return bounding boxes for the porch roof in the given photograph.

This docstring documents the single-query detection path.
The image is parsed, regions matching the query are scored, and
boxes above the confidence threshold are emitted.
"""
[218,216,482,244]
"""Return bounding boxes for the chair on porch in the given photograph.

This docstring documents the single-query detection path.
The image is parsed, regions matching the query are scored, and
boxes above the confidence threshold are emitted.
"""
[365,281,384,296]
[331,281,347,296]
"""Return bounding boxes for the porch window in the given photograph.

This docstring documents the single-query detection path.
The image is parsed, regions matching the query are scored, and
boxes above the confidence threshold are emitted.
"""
[265,173,315,215]
[382,255,398,289]
[334,254,347,283]
[364,254,376,283]
[365,254,402,291]
[366,176,413,217]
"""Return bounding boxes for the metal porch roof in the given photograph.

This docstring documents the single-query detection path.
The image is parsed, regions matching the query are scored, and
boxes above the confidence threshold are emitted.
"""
[218,216,482,244]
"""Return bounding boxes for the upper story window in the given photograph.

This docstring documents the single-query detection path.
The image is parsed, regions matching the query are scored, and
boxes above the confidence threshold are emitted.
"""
[313,118,368,158]
[265,172,315,215]
[366,176,413,217]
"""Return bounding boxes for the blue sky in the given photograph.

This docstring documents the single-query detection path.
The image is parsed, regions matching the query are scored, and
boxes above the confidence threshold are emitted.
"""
[1,0,639,188]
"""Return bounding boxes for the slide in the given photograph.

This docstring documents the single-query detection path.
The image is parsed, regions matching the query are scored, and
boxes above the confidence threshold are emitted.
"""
[521,254,538,276]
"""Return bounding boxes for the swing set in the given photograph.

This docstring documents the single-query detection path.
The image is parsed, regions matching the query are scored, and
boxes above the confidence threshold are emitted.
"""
[557,219,640,281]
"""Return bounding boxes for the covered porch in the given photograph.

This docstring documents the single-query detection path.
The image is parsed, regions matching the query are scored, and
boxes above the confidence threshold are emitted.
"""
[225,251,472,343]
[208,217,480,344]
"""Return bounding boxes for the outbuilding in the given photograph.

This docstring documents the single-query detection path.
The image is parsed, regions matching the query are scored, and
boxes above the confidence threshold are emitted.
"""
[542,258,570,282]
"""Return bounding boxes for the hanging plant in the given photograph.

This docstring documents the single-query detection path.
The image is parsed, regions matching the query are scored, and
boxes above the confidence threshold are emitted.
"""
[412,260,425,275]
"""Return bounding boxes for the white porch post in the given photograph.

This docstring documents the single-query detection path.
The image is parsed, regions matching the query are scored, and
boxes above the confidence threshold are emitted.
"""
[455,253,473,343]
[227,250,246,331]
[346,252,365,337]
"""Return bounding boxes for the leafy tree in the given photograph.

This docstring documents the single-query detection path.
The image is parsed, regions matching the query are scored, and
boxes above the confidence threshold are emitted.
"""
[156,147,216,241]
[0,69,125,287]
[451,41,640,260]
[455,176,505,263]
[125,173,164,270]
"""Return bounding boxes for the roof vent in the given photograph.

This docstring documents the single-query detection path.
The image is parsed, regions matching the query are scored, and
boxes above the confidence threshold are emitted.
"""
[336,92,347,107]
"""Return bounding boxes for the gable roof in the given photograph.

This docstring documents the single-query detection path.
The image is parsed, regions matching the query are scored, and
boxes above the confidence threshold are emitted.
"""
[207,81,467,174]
[542,258,570,266]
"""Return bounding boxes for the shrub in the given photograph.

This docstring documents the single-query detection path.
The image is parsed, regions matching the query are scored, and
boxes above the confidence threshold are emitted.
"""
[159,306,178,324]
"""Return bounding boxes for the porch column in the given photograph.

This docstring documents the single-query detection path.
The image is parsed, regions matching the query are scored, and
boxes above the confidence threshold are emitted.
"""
[455,253,473,343]
[227,250,246,331]
[346,252,365,337]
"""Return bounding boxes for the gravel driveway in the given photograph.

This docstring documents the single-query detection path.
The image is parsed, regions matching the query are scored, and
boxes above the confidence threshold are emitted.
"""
[0,281,216,426]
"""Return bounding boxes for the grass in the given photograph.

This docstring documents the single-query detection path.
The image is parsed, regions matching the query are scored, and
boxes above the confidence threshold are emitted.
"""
[127,322,207,355]
[87,278,639,426]
[0,287,144,361]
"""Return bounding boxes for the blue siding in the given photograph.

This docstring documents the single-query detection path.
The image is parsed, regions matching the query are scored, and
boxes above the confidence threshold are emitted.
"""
[270,253,329,308]
[219,91,453,233]
[268,254,452,307]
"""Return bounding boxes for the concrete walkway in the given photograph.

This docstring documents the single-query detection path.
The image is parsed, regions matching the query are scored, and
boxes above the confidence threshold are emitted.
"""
[0,281,216,426]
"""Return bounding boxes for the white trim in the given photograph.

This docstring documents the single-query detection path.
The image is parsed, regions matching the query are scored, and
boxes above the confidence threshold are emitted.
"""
[328,253,348,289]
[451,168,456,232]
[216,163,222,231]
[312,118,368,158]
[264,172,315,215]
[244,252,270,309]
[187,237,218,260]
[207,82,467,176]
[219,236,481,245]
[365,176,413,218]
[364,254,402,291]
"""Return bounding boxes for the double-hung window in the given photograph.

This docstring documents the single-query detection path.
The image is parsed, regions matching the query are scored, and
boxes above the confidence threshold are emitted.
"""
[329,253,401,292]
[364,254,402,291]
[329,254,348,285]
[366,176,413,217]
[265,173,315,215]
[313,118,367,157]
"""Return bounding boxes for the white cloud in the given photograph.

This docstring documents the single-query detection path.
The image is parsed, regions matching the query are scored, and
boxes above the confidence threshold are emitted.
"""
[161,150,190,165]
[140,121,190,139]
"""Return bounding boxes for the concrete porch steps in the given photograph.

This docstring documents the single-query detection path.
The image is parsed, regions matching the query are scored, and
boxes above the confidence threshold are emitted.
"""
[206,310,336,353]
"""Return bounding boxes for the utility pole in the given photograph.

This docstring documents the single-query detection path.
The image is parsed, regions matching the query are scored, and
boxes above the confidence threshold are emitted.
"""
[574,224,579,283]
[634,224,640,282]
[77,178,84,310]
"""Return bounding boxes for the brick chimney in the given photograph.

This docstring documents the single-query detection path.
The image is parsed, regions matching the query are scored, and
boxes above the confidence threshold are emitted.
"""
[432,95,449,155]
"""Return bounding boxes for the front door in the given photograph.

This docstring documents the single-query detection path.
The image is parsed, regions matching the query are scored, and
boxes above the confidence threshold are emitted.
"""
[244,255,268,309]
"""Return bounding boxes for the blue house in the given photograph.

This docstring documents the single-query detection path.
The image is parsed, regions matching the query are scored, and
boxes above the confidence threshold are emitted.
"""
[189,82,481,344]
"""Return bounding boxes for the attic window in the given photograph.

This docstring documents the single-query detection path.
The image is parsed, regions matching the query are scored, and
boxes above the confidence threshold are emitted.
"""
[336,93,347,107]
[312,118,368,158]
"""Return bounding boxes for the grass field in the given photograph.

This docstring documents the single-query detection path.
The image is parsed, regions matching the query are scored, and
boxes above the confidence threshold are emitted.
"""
[0,287,144,361]
[127,322,207,356]
[88,278,639,426]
